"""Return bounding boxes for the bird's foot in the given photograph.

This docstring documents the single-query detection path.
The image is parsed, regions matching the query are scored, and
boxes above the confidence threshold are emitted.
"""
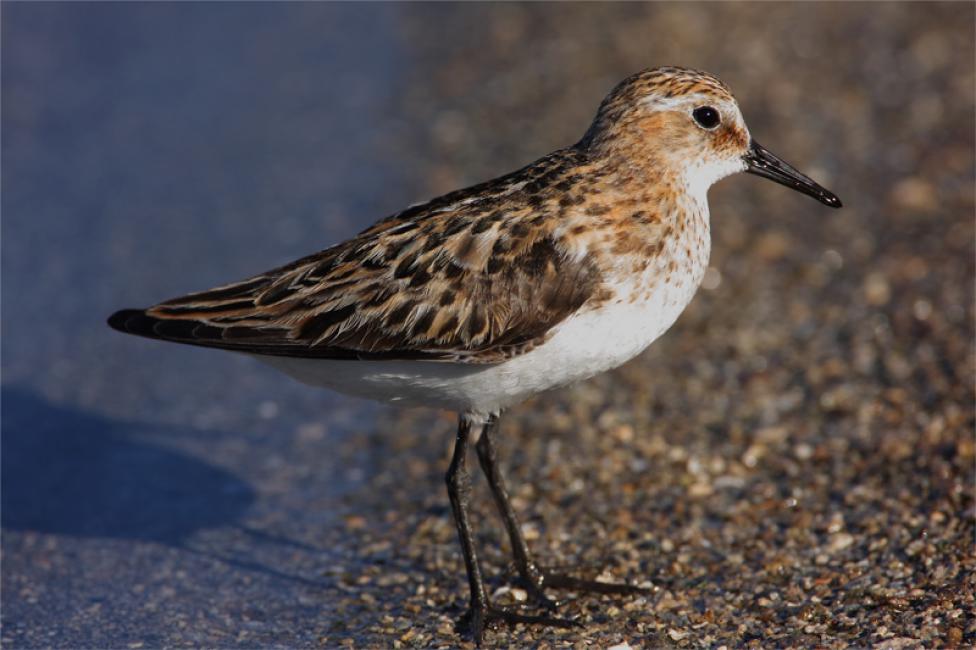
[460,602,580,645]
[521,581,563,611]
[509,565,654,612]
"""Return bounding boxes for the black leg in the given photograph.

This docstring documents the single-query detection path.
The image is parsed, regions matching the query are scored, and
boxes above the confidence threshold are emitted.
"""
[446,414,578,644]
[446,415,489,616]
[474,414,652,608]
[475,414,557,609]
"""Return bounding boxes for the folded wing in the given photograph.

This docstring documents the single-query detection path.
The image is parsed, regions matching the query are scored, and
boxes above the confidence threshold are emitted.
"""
[109,201,601,364]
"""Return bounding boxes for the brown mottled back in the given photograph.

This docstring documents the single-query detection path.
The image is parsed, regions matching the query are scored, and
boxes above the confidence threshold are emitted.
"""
[113,149,604,363]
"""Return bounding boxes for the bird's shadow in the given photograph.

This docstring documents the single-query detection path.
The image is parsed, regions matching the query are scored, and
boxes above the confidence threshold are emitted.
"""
[0,385,339,590]
[1,385,255,543]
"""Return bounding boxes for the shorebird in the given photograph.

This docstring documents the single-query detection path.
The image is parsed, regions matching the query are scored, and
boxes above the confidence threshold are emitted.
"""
[109,66,841,643]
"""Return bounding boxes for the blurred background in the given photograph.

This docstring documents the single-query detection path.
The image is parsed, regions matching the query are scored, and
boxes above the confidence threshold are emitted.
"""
[3,3,973,647]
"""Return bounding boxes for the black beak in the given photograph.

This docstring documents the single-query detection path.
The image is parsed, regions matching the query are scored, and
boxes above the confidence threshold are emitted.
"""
[744,141,842,208]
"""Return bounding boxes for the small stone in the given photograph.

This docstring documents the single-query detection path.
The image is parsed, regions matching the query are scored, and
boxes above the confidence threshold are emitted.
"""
[756,231,790,261]
[688,482,713,497]
[742,443,766,468]
[878,638,922,649]
[668,629,688,641]
[828,533,854,552]
[905,539,926,557]
[912,299,932,321]
[891,177,937,212]
[520,523,540,541]
[344,515,367,530]
[827,512,845,533]
[863,272,891,306]
[701,266,722,290]
[794,443,814,460]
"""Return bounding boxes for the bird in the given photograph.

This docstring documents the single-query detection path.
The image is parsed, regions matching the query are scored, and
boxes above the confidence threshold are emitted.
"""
[109,66,841,643]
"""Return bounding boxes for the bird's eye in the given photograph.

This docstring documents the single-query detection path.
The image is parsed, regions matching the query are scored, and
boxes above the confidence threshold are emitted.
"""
[692,106,721,129]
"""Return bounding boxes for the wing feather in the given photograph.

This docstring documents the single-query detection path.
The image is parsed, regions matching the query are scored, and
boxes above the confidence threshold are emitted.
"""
[109,149,604,364]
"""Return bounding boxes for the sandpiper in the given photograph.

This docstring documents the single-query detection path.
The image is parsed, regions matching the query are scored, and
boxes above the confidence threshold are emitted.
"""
[109,66,841,643]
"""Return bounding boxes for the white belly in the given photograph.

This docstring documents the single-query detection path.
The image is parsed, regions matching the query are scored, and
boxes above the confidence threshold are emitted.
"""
[254,269,703,415]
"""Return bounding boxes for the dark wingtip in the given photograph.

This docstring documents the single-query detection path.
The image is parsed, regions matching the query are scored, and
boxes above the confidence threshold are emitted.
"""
[107,307,236,345]
[107,308,160,338]
[108,308,141,332]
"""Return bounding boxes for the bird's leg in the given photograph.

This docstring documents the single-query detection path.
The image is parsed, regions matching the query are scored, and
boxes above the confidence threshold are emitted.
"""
[446,415,490,620]
[474,414,652,610]
[474,413,557,610]
[446,414,578,644]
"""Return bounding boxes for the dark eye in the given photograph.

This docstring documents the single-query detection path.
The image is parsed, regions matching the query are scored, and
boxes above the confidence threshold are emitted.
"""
[692,106,720,129]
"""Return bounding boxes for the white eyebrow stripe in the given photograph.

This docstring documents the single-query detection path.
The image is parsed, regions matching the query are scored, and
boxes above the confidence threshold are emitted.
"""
[640,92,712,111]
[641,94,741,116]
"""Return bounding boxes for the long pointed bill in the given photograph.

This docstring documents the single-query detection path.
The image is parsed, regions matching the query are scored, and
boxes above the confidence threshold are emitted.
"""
[744,141,842,208]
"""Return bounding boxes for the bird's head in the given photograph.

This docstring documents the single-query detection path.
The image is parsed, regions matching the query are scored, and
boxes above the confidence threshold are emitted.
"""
[581,66,841,208]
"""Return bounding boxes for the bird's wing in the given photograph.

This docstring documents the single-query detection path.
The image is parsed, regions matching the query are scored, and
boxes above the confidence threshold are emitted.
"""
[109,179,602,364]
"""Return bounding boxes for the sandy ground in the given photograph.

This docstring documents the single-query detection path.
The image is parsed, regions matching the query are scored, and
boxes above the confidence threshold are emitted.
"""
[3,3,973,648]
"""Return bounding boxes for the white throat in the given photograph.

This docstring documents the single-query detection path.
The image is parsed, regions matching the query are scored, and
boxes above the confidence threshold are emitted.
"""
[683,157,748,205]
